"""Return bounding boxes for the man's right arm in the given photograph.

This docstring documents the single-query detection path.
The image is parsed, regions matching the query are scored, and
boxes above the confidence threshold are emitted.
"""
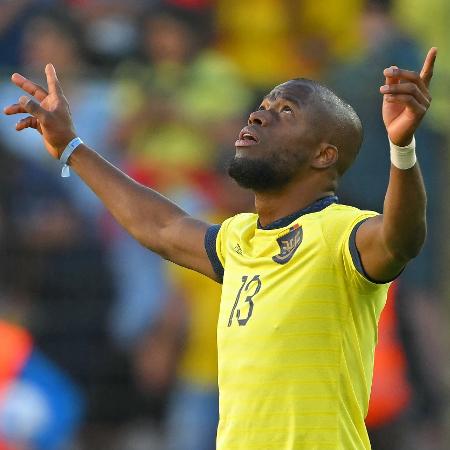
[4,64,219,281]
[69,145,217,280]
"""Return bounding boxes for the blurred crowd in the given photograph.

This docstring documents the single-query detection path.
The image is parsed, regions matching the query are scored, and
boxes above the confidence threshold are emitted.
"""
[0,0,448,449]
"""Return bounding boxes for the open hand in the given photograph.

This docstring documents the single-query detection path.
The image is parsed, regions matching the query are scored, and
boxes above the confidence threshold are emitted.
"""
[380,47,437,146]
[3,64,77,159]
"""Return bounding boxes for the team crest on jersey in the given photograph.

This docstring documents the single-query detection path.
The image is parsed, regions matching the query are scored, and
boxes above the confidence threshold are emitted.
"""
[272,224,303,264]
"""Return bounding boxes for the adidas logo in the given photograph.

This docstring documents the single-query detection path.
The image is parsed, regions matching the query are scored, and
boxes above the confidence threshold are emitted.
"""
[234,243,243,255]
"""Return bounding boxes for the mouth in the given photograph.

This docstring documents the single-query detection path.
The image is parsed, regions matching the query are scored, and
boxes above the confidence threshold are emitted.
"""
[235,127,259,147]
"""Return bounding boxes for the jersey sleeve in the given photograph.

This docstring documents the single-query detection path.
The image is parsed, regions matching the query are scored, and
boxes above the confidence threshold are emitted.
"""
[345,216,404,287]
[323,208,393,290]
[204,217,234,284]
[204,224,224,283]
[341,212,386,290]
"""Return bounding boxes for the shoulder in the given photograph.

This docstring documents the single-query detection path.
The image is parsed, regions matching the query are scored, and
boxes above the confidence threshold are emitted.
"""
[316,203,379,250]
[320,205,393,289]
[322,203,376,218]
[204,213,257,283]
[319,203,379,227]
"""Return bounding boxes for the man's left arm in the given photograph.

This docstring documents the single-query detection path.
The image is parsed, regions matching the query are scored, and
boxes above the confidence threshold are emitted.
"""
[356,47,437,282]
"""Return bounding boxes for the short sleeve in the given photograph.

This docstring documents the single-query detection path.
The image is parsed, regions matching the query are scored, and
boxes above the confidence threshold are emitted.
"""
[340,212,398,289]
[347,218,404,286]
[338,211,389,290]
[204,224,224,283]
[204,216,238,284]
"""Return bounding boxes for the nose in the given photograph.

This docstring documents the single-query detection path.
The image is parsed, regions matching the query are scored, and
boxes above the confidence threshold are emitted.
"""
[248,110,271,127]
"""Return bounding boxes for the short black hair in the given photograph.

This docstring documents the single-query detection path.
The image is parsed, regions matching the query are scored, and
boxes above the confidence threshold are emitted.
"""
[276,78,364,176]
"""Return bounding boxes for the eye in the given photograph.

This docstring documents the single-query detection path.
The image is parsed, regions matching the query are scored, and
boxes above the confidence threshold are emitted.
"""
[281,105,293,114]
[258,105,266,111]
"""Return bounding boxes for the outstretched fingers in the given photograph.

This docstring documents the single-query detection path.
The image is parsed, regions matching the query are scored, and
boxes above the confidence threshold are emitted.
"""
[4,103,28,115]
[45,63,64,96]
[11,73,48,102]
[18,95,48,120]
[381,47,437,97]
[420,47,437,87]
[4,63,76,159]
[380,48,437,112]
[16,116,42,133]
[3,97,47,119]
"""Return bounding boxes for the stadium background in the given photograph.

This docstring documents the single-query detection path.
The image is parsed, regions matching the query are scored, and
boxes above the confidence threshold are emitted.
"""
[0,0,448,449]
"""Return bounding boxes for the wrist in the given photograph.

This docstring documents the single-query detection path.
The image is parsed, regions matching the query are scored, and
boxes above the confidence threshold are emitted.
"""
[60,137,84,177]
[389,135,414,147]
[389,135,416,170]
[53,131,77,159]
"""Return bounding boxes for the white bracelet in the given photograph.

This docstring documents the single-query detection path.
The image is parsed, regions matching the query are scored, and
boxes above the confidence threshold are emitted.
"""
[389,136,416,170]
[60,137,83,178]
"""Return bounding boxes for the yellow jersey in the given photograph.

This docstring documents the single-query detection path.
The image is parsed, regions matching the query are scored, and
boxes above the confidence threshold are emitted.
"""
[205,197,390,450]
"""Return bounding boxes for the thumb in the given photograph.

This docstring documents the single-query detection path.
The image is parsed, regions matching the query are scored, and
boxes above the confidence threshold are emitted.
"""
[19,96,46,119]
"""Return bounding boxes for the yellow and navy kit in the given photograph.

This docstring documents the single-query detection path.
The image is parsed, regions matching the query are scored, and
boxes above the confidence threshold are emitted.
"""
[205,196,391,450]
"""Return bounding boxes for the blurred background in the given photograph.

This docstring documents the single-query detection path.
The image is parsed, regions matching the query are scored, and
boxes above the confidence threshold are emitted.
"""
[0,0,448,449]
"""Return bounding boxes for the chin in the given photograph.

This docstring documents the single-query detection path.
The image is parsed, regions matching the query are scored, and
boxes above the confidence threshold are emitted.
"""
[227,155,292,192]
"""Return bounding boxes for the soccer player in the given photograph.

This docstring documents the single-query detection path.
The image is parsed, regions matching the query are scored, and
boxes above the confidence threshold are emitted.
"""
[4,48,437,449]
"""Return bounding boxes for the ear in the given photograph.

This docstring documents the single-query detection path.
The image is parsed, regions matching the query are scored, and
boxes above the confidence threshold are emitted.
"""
[310,143,338,170]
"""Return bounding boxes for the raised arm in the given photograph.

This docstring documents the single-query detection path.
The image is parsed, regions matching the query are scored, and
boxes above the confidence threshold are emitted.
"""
[355,48,437,282]
[3,64,218,281]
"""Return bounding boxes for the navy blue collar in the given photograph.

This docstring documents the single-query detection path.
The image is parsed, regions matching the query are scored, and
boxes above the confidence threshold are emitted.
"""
[257,195,338,230]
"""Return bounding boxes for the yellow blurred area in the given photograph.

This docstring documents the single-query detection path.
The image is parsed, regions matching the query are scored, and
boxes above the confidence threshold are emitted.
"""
[167,262,221,387]
[216,0,364,86]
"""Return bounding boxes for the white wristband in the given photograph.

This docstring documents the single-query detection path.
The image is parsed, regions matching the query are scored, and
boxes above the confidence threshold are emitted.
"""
[60,137,83,178]
[389,136,416,170]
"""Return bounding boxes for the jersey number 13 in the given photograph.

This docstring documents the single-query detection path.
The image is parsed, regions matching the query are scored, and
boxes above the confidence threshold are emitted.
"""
[228,275,261,327]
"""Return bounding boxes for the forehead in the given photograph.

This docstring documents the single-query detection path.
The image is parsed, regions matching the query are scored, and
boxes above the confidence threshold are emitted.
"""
[263,81,315,106]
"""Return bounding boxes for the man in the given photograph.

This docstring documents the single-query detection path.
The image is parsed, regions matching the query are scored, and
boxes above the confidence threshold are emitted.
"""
[4,48,437,449]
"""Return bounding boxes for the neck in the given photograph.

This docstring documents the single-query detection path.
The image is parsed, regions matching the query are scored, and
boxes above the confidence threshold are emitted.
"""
[254,180,334,228]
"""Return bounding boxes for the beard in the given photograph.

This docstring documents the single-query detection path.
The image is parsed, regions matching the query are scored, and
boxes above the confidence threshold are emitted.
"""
[227,152,304,193]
